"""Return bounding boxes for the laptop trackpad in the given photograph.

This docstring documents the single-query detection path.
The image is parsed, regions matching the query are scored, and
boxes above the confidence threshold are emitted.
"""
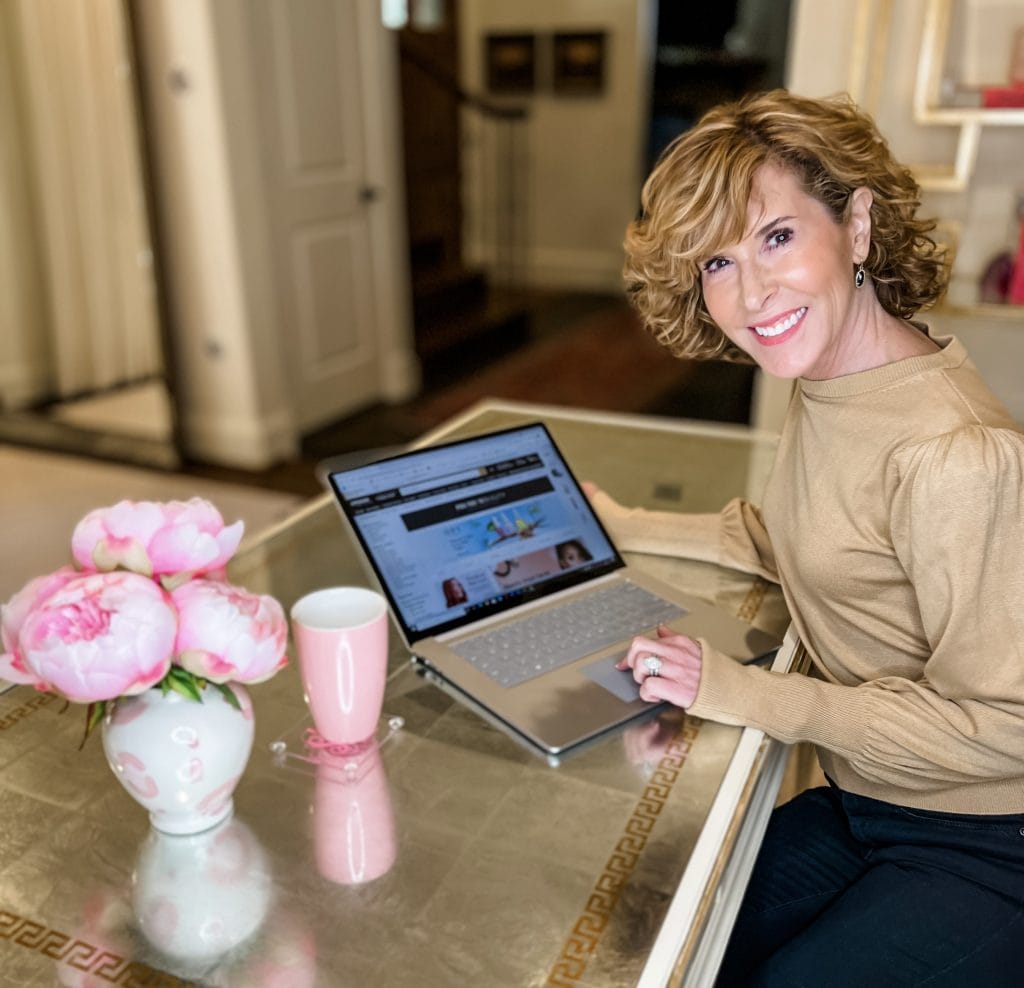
[581,653,642,703]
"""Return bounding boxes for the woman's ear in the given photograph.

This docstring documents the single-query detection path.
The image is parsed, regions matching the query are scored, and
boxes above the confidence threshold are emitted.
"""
[848,186,873,263]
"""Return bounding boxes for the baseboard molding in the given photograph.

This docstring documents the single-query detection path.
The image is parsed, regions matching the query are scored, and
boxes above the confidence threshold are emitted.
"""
[0,362,51,411]
[180,406,298,470]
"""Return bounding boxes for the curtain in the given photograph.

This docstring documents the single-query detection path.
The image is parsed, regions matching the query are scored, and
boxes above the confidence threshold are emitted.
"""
[3,0,161,402]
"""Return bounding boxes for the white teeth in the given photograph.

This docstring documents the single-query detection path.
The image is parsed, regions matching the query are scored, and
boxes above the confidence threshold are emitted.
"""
[753,307,806,337]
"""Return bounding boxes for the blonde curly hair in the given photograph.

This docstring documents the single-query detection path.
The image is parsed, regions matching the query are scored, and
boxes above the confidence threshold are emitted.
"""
[624,89,949,361]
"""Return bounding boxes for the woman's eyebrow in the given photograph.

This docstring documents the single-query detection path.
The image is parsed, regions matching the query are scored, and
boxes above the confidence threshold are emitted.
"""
[753,215,796,239]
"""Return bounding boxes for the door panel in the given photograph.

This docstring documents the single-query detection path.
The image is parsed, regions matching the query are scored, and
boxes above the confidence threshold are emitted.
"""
[256,0,383,431]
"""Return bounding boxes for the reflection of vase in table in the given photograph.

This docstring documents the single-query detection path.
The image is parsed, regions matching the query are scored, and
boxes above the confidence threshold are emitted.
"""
[132,816,272,972]
[102,683,255,835]
[314,740,397,885]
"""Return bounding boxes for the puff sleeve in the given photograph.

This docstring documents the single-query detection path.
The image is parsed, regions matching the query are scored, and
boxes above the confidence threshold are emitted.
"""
[692,425,1024,793]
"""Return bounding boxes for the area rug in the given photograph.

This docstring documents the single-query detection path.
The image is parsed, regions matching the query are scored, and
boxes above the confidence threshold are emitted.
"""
[303,299,755,480]
[410,302,703,427]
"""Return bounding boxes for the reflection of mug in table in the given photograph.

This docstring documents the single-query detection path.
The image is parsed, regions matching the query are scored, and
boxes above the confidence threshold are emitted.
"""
[314,741,396,885]
[290,587,389,745]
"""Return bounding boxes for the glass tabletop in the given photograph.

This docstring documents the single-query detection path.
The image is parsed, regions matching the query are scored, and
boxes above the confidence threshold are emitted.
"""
[0,401,787,987]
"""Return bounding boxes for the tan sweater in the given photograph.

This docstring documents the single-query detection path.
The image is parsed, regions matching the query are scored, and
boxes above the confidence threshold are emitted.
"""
[593,337,1024,814]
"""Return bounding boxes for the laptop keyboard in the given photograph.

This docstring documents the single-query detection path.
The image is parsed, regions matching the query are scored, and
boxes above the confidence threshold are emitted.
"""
[450,581,684,688]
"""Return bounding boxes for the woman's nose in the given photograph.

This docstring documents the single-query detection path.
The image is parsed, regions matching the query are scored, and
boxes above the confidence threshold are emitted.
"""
[741,263,775,312]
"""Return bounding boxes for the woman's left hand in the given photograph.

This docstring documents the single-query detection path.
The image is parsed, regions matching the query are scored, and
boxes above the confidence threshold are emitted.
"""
[617,624,703,708]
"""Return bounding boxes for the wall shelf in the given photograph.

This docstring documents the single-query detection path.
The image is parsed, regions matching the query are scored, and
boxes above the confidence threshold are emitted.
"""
[909,0,1024,190]
[916,0,1024,122]
[938,301,1024,322]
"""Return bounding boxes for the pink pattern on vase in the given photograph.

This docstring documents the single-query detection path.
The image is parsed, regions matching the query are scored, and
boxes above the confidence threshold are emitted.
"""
[113,697,152,726]
[181,758,203,784]
[171,724,199,747]
[115,751,160,800]
[103,683,254,835]
[197,775,241,817]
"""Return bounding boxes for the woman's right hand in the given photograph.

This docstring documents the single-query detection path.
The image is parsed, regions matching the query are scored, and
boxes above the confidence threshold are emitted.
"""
[617,624,703,708]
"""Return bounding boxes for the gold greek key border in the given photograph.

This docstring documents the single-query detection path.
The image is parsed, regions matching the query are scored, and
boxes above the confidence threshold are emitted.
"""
[0,909,189,986]
[0,691,58,731]
[545,719,702,986]
[735,576,769,625]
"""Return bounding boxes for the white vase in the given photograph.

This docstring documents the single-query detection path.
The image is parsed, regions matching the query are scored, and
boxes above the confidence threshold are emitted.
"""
[102,683,255,835]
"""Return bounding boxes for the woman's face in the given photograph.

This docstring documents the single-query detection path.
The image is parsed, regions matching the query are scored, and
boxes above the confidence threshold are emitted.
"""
[698,162,872,380]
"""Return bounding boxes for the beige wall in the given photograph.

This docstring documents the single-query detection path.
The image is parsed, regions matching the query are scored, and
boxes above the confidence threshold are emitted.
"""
[459,0,655,292]
[753,0,1024,430]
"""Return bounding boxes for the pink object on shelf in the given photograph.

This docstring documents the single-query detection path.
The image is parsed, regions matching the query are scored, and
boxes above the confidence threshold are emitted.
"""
[982,85,1024,108]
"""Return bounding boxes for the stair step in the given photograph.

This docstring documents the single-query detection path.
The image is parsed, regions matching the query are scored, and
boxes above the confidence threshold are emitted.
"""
[411,266,488,323]
[415,294,531,389]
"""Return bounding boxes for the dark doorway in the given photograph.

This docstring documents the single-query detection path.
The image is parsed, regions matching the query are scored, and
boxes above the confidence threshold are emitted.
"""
[647,0,793,172]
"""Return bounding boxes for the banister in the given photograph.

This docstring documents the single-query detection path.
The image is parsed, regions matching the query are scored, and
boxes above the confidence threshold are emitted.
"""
[399,34,528,121]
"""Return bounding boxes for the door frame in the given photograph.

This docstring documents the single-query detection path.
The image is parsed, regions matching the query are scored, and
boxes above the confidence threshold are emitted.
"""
[132,0,418,469]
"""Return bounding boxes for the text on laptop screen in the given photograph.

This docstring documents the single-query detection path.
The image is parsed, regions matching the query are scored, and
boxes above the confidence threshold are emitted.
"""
[328,424,623,640]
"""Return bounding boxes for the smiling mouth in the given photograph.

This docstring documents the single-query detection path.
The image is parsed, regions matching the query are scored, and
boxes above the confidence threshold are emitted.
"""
[751,307,807,338]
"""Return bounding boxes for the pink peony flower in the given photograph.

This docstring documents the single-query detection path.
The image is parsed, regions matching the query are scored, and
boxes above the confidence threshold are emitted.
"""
[16,571,177,703]
[71,498,244,581]
[172,579,288,686]
[0,566,81,689]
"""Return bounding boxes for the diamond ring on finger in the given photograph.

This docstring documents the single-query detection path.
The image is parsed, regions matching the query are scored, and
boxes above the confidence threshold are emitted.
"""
[643,654,664,677]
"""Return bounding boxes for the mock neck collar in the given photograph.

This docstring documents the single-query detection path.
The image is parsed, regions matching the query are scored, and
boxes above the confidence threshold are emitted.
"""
[798,334,964,399]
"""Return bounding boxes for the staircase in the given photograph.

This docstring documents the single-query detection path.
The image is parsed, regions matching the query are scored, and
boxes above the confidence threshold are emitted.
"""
[398,14,530,389]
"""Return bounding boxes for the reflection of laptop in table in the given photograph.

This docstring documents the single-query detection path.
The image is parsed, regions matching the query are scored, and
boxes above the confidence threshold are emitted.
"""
[326,422,780,760]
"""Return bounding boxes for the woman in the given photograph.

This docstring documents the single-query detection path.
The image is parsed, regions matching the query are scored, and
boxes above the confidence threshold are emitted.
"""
[592,90,1024,985]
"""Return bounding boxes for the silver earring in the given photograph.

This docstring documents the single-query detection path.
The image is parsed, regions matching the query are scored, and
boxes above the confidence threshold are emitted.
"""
[854,264,866,288]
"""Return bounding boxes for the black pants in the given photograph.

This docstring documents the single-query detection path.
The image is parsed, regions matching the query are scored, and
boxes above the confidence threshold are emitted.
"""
[716,784,1024,987]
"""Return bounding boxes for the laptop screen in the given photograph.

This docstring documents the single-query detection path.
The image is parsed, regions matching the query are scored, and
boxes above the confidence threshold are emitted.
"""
[327,423,624,642]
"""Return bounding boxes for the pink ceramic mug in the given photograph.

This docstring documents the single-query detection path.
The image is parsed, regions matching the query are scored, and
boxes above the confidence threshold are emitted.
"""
[290,587,389,746]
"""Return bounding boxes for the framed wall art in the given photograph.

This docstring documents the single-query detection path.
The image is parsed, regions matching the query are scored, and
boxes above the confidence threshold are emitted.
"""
[552,31,606,95]
[485,33,536,94]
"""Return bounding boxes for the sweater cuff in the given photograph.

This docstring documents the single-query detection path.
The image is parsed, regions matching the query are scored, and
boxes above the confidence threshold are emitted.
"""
[689,639,872,754]
[687,638,762,727]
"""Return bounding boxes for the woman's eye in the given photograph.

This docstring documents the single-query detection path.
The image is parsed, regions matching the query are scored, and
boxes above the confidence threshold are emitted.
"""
[702,256,729,275]
[766,227,793,249]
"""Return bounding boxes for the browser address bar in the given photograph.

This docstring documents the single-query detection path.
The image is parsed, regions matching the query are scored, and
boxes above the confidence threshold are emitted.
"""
[399,467,486,497]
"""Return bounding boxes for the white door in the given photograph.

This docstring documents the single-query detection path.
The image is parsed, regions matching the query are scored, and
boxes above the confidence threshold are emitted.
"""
[249,0,412,432]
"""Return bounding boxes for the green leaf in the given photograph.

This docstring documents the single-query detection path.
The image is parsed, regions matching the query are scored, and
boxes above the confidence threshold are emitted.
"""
[79,700,107,750]
[165,669,204,703]
[213,682,242,711]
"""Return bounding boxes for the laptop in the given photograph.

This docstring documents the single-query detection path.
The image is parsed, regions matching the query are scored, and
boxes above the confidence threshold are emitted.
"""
[325,422,780,759]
